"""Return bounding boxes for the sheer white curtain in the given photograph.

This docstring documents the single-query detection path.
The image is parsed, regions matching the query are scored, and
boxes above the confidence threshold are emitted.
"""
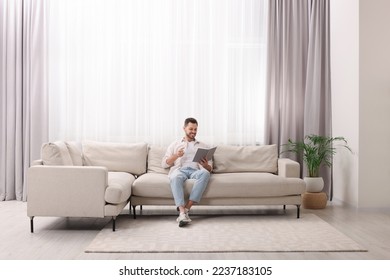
[48,0,268,146]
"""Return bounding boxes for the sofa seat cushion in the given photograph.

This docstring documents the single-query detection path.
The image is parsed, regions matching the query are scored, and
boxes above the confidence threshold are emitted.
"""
[132,173,175,198]
[132,172,305,199]
[105,172,134,204]
[204,173,306,198]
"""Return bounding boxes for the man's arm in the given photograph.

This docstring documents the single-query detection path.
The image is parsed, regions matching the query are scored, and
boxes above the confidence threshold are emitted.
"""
[162,142,183,168]
[165,151,182,166]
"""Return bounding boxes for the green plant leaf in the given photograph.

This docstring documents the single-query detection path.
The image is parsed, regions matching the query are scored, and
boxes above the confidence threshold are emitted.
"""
[280,134,352,177]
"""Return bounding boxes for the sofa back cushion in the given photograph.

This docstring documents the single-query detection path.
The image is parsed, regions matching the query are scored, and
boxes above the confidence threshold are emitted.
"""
[82,141,147,175]
[65,141,83,166]
[147,145,169,174]
[212,144,278,173]
[41,141,83,166]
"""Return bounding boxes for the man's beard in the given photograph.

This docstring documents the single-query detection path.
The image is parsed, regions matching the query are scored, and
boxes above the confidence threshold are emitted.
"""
[186,132,196,140]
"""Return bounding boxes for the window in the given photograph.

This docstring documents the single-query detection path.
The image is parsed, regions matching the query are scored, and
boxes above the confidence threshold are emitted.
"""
[48,0,268,145]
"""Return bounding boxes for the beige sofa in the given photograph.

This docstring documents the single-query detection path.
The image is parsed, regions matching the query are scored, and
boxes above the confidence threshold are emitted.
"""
[27,141,306,232]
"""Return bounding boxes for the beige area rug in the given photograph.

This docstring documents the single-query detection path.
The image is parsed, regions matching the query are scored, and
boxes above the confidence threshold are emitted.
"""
[85,213,366,253]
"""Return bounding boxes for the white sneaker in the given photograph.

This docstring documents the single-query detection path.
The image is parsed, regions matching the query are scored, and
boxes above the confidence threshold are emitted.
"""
[185,211,192,222]
[176,212,191,227]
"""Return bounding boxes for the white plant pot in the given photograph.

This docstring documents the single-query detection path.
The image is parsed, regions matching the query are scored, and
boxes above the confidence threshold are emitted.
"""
[304,177,324,193]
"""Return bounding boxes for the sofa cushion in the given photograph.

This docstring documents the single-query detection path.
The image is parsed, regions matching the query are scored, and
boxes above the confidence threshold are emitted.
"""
[147,145,169,174]
[82,141,147,175]
[132,173,187,198]
[65,141,83,166]
[132,172,305,199]
[204,173,306,198]
[105,172,134,204]
[41,141,73,166]
[212,144,278,173]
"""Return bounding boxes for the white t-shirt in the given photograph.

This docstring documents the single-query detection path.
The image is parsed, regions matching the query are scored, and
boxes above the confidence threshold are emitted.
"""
[181,141,199,169]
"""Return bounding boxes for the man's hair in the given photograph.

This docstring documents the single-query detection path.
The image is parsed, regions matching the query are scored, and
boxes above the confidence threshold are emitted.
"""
[184,117,198,127]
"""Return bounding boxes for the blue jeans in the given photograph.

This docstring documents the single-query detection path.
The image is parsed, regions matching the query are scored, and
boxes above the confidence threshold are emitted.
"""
[169,167,210,207]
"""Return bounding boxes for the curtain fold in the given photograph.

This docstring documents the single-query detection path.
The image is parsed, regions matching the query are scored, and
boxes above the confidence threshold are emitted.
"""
[265,0,332,197]
[0,0,48,201]
[304,0,332,198]
[264,0,309,150]
[304,0,331,136]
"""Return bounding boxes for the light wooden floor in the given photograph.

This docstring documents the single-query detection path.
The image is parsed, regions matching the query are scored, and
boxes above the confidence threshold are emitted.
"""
[1,200,390,260]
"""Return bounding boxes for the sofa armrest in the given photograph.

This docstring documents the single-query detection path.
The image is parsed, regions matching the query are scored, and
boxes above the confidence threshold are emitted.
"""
[277,158,300,178]
[27,165,108,218]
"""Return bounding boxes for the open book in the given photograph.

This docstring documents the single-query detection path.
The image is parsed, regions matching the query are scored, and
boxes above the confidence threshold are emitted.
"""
[192,146,217,162]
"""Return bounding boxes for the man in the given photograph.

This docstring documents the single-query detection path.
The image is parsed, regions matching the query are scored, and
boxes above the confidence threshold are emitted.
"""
[162,117,212,227]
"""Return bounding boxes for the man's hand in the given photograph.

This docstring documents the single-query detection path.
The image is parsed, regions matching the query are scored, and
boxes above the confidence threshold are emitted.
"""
[176,148,185,158]
[166,147,185,166]
[199,157,211,172]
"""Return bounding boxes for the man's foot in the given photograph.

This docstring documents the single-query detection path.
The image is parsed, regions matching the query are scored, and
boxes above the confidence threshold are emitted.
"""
[184,209,191,222]
[176,212,191,227]
[177,206,191,216]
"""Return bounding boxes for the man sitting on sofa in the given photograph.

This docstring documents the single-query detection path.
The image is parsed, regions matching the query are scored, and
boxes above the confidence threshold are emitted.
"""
[162,117,212,227]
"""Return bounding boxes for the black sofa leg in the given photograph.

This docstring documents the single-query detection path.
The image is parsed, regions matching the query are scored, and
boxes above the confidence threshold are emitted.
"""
[296,205,300,219]
[112,217,116,231]
[132,205,137,219]
[30,217,34,233]
[283,205,286,210]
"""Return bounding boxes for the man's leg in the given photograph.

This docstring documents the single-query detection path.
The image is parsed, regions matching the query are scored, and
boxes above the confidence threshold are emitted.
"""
[169,170,187,207]
[170,169,191,227]
[186,169,210,210]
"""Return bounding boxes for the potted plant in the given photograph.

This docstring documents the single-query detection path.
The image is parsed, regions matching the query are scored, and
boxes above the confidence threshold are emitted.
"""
[281,134,352,192]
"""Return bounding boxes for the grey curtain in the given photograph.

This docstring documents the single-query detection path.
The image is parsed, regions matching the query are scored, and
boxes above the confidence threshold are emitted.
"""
[264,0,332,197]
[0,0,48,201]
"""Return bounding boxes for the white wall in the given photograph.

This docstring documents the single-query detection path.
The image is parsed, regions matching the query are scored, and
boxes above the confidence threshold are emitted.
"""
[359,0,390,207]
[331,0,390,207]
[331,0,359,206]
